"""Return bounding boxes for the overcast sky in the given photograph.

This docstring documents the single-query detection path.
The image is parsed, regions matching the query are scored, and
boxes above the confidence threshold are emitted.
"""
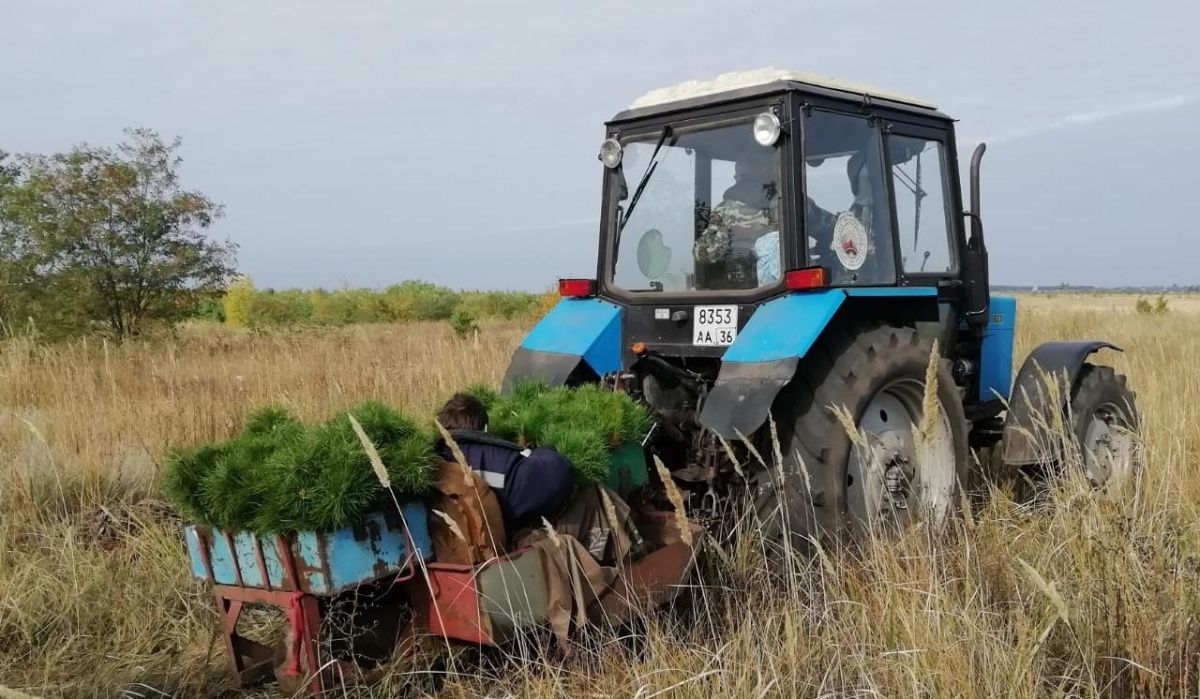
[2,1,1197,290]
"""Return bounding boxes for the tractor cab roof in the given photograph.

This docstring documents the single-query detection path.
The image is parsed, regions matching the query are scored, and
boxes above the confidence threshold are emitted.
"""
[610,68,949,124]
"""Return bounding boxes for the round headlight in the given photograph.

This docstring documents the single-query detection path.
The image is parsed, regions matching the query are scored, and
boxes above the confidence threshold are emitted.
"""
[598,138,623,168]
[753,112,782,146]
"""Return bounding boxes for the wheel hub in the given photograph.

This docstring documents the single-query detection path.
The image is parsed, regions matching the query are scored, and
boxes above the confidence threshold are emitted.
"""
[847,377,956,529]
[1082,401,1134,488]
[875,431,912,510]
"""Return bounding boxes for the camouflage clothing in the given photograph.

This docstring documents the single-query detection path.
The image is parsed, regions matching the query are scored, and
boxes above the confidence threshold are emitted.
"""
[693,197,778,289]
[695,194,841,289]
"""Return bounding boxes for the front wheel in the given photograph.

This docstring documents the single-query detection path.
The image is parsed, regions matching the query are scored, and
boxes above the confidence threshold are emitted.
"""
[755,324,970,549]
[1068,363,1139,490]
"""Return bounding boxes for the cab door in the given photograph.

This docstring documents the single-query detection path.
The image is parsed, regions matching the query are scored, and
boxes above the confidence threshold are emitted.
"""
[883,126,960,281]
[882,124,963,347]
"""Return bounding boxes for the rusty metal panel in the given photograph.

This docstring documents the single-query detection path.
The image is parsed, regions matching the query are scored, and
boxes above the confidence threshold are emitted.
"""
[185,504,432,595]
[590,540,697,623]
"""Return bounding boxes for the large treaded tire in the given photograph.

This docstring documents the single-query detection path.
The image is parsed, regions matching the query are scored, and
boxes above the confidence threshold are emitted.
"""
[1067,363,1138,487]
[756,323,970,549]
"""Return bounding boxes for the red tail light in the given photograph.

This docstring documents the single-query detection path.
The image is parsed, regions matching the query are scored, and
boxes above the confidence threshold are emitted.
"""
[558,278,596,298]
[785,267,827,290]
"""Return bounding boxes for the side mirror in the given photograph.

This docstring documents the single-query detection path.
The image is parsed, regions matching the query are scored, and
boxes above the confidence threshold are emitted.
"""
[636,229,671,280]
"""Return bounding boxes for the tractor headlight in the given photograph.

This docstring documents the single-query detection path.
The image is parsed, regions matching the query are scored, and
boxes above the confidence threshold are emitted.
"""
[598,138,623,168]
[753,112,782,147]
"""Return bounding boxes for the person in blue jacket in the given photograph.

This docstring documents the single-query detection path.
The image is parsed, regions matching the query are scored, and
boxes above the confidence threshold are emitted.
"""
[435,392,576,528]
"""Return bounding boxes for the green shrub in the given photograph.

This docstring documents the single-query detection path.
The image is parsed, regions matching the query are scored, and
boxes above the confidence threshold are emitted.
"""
[449,308,478,338]
[162,402,434,533]
[457,290,539,320]
[222,276,255,328]
[308,289,390,325]
[383,281,459,321]
[475,381,652,484]
[247,289,314,327]
[219,280,541,328]
[1136,295,1170,315]
[193,298,226,323]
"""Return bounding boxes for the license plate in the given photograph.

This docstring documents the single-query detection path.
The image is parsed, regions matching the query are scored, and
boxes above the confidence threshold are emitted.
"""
[692,305,738,346]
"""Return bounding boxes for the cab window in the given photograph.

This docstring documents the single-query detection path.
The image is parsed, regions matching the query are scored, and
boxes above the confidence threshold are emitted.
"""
[611,118,783,293]
[802,111,895,285]
[889,135,955,274]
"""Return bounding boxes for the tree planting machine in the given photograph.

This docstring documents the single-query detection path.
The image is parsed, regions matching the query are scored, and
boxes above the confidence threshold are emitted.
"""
[187,69,1139,694]
[505,68,1138,544]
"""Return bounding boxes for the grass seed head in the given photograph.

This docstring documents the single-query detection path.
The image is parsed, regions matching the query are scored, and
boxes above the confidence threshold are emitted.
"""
[653,454,692,547]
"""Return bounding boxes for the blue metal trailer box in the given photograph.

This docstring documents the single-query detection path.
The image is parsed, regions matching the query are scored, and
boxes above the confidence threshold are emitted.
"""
[184,504,431,596]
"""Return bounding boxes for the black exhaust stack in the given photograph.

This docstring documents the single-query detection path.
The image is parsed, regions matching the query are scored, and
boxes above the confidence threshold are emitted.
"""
[963,143,990,327]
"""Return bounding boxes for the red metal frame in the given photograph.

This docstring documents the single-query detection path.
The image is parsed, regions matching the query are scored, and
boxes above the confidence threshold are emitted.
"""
[193,506,697,694]
[195,529,330,695]
[413,563,494,645]
[193,507,427,695]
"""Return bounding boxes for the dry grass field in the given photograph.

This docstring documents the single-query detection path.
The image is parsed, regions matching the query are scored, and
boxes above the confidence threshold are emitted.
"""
[2,293,1200,697]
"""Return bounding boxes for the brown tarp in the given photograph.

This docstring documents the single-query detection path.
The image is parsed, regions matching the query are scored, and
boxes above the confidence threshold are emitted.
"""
[425,460,507,566]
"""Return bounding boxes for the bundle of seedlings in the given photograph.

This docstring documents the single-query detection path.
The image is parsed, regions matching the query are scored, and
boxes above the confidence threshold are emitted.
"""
[162,401,435,533]
[471,381,652,484]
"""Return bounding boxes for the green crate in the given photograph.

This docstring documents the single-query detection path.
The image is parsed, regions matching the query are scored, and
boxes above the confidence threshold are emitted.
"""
[606,442,648,497]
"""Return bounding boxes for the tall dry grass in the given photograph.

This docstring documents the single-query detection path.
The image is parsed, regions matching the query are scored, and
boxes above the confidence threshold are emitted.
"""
[2,296,1199,697]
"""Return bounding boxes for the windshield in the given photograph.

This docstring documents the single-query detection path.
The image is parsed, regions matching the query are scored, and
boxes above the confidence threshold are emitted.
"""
[610,118,783,293]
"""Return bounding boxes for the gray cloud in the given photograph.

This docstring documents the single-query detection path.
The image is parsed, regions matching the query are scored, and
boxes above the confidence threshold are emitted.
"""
[971,93,1200,146]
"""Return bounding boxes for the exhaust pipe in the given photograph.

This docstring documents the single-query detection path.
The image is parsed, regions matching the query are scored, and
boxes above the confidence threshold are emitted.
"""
[964,143,990,324]
[970,143,986,244]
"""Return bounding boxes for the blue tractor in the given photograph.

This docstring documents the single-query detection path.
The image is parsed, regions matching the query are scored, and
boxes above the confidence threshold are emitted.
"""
[503,70,1137,545]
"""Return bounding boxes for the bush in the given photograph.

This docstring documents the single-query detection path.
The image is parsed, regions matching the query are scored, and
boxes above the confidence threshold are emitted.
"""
[476,381,652,484]
[382,281,460,321]
[193,298,226,323]
[1136,295,1169,315]
[217,279,542,329]
[457,290,540,320]
[222,276,255,328]
[162,402,435,533]
[247,289,314,327]
[449,309,479,338]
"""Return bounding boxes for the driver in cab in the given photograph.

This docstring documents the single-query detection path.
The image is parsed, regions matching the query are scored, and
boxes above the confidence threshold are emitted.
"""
[693,150,781,290]
[693,146,885,289]
[693,150,842,289]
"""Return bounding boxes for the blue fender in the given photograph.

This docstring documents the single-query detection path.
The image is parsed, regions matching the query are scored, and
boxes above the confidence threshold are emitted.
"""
[502,298,622,391]
[699,287,938,439]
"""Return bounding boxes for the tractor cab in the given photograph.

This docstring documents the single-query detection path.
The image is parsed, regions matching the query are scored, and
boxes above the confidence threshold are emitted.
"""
[593,70,986,373]
[507,70,992,404]
[606,72,955,296]
[504,70,1136,546]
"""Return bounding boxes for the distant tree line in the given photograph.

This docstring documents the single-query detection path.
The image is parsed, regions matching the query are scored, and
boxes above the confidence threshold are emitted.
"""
[1,129,236,340]
[215,278,548,329]
[993,284,1200,293]
[0,129,550,342]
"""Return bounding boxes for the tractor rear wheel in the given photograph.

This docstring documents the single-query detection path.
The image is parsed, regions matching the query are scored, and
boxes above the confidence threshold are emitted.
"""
[1067,363,1139,489]
[754,323,970,549]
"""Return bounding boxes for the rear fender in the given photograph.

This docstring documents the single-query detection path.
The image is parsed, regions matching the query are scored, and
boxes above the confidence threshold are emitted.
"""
[502,298,622,391]
[698,288,938,439]
[1001,340,1123,466]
